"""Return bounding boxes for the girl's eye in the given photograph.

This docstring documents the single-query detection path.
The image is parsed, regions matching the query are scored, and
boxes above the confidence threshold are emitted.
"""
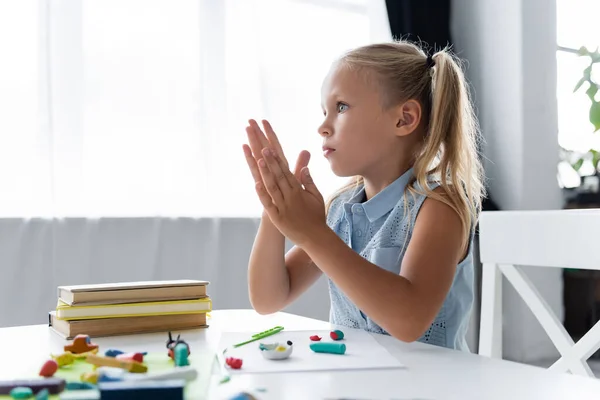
[337,102,348,113]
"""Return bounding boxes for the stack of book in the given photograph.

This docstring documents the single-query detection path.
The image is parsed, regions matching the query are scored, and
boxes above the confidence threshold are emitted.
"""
[49,279,211,339]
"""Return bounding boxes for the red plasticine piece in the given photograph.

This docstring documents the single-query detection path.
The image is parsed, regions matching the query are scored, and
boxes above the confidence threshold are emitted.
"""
[309,335,321,341]
[116,352,144,363]
[330,330,343,340]
[225,357,243,369]
[39,360,58,377]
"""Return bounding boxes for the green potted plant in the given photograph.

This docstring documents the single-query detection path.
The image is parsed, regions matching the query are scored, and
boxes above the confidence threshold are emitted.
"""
[561,46,600,205]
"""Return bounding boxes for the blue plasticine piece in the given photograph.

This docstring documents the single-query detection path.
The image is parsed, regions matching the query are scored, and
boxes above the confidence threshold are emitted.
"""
[66,382,96,391]
[174,343,189,367]
[35,388,49,400]
[97,375,123,383]
[9,387,32,399]
[104,349,124,357]
[228,393,255,400]
[98,379,184,400]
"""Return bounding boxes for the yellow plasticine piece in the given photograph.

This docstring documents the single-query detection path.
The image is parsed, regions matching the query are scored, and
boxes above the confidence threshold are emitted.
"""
[81,371,99,384]
[275,346,286,352]
[85,354,148,373]
[51,352,75,367]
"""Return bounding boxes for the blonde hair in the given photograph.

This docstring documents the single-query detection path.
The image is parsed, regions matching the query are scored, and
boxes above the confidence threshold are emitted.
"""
[325,41,485,253]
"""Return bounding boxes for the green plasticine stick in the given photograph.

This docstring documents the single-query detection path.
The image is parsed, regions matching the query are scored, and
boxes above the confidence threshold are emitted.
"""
[310,342,346,354]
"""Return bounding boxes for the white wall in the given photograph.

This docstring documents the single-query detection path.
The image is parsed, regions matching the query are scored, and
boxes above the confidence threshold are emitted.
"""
[452,0,563,362]
[0,218,330,328]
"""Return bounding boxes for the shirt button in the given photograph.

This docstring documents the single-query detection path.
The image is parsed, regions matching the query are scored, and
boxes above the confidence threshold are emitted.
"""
[357,230,362,237]
[353,205,363,213]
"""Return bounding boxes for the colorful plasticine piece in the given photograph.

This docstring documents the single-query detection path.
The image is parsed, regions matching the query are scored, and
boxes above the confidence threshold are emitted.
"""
[64,335,99,355]
[96,367,126,383]
[71,349,99,360]
[259,341,293,360]
[173,343,190,367]
[9,387,32,399]
[104,350,124,358]
[65,382,96,391]
[35,388,49,400]
[225,357,243,369]
[309,335,321,341]
[310,342,346,355]
[39,360,58,377]
[166,332,190,361]
[329,330,344,340]
[116,353,144,363]
[0,378,66,395]
[81,372,99,385]
[52,352,75,367]
[85,354,147,373]
[228,392,257,400]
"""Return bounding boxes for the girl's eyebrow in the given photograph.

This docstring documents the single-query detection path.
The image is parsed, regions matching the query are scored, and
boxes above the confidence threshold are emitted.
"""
[321,91,348,109]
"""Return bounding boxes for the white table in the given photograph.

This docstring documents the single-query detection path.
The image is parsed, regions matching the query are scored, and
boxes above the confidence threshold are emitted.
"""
[1,310,600,399]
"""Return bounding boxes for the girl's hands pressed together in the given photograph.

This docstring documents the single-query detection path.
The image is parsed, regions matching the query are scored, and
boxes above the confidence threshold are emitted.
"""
[242,119,329,247]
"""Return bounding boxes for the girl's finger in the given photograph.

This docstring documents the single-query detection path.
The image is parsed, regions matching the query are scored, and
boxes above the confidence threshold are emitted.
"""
[248,120,271,155]
[262,120,289,168]
[257,154,286,207]
[242,144,263,185]
[262,147,298,197]
[255,181,278,214]
[246,125,265,163]
[293,150,311,182]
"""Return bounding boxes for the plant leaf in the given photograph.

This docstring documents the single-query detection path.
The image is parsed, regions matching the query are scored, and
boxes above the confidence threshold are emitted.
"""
[590,100,600,132]
[591,150,600,170]
[572,158,584,171]
[574,77,587,93]
[578,46,590,56]
[586,84,598,100]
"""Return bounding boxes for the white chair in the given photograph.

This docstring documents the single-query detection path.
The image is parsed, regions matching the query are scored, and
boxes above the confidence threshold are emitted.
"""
[478,209,600,377]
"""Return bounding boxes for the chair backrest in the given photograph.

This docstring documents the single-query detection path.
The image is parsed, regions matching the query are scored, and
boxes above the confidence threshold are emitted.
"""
[478,209,600,377]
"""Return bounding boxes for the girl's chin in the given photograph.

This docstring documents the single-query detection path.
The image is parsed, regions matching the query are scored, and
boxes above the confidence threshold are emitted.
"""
[328,161,358,178]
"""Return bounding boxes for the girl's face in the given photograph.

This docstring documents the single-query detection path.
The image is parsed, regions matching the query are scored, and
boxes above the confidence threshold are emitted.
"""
[319,64,409,179]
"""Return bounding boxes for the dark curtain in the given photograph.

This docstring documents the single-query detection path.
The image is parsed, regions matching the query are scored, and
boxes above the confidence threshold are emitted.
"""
[385,0,452,52]
[384,0,499,212]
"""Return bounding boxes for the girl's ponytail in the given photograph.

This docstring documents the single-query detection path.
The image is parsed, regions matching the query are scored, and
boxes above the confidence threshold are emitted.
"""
[411,49,484,252]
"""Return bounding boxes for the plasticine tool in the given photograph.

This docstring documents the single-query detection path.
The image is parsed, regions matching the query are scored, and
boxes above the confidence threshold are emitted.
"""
[232,326,284,348]
[216,349,231,384]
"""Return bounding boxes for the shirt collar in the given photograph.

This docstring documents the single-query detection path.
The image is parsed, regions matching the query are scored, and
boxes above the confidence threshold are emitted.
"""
[343,168,414,222]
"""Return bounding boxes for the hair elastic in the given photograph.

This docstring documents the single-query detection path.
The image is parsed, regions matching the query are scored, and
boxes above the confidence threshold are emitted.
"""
[426,54,436,69]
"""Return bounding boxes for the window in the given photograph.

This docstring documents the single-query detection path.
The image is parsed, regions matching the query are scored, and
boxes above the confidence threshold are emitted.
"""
[0,0,387,217]
[0,1,51,215]
[556,0,600,188]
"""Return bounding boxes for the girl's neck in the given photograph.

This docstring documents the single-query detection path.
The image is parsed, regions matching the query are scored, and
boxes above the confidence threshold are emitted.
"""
[361,159,413,201]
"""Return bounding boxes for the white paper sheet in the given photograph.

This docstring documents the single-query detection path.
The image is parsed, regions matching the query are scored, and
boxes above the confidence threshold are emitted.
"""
[217,328,405,374]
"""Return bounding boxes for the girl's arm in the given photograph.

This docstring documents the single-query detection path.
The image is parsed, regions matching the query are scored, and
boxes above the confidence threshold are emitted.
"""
[300,193,465,342]
[243,119,322,315]
[248,212,322,315]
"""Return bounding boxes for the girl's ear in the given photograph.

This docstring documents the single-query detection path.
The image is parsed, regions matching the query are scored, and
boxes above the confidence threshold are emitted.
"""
[394,100,422,137]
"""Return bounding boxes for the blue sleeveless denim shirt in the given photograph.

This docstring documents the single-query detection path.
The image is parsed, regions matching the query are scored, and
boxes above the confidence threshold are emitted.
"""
[326,168,474,351]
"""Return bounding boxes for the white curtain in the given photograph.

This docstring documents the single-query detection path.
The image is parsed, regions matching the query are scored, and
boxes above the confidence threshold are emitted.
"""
[0,0,391,218]
[0,0,391,328]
